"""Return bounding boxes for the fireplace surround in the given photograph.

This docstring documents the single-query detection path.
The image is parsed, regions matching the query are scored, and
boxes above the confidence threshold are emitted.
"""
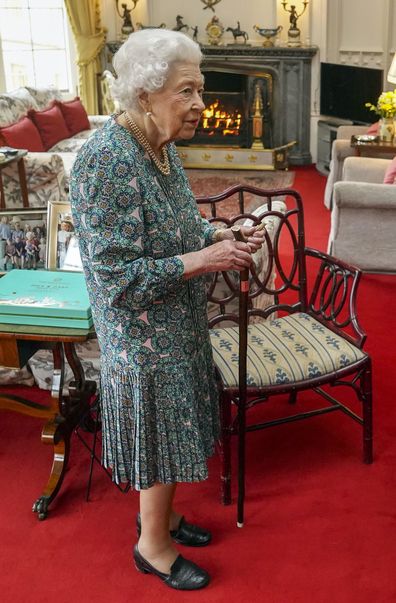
[104,42,317,167]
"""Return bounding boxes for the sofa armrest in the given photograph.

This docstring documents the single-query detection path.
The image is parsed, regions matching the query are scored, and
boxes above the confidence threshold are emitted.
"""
[343,156,390,184]
[333,181,396,209]
[324,139,357,209]
[88,115,109,129]
[336,125,368,140]
[329,181,396,271]
[2,152,68,208]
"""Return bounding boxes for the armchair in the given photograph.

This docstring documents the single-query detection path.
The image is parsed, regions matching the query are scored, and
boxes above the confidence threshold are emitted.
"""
[200,185,372,526]
[328,156,396,272]
[324,125,368,209]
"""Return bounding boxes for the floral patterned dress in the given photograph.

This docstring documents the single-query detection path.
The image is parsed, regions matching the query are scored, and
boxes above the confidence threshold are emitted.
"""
[70,117,219,489]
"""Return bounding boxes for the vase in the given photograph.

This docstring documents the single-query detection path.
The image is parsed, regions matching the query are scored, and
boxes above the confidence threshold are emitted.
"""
[379,117,394,142]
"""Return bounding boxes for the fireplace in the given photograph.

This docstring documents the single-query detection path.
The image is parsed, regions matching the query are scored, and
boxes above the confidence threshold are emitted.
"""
[104,43,318,168]
[181,70,273,149]
[193,71,248,147]
[197,94,244,145]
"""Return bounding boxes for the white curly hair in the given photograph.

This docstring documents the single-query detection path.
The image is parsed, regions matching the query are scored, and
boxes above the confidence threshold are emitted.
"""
[111,29,202,112]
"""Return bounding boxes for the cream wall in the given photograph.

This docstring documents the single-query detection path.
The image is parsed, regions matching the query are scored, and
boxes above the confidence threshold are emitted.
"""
[326,0,396,71]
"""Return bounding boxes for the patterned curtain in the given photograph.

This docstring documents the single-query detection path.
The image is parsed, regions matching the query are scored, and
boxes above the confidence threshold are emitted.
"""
[64,0,106,115]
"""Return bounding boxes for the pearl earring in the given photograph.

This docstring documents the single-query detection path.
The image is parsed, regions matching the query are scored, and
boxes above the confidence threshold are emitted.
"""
[146,111,152,117]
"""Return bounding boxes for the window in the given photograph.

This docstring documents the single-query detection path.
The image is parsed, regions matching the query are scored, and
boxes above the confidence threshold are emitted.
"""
[0,0,74,92]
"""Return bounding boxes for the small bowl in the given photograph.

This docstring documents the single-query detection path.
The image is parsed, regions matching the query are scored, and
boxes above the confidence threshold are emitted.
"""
[354,134,379,143]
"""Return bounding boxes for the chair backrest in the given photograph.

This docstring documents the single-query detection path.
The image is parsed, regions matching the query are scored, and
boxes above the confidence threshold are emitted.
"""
[97,70,119,115]
[197,184,365,348]
[197,185,308,326]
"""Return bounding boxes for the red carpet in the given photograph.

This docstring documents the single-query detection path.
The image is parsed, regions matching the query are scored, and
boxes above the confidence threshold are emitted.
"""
[1,165,396,603]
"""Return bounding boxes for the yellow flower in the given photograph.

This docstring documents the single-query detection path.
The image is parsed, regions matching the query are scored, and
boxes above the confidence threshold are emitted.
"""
[365,89,396,118]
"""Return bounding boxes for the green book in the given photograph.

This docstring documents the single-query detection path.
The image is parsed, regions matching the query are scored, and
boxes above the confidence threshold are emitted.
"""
[0,270,92,329]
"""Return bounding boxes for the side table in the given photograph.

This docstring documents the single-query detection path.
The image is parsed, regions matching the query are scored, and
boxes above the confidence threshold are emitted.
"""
[0,322,97,519]
[350,136,396,158]
[0,150,29,209]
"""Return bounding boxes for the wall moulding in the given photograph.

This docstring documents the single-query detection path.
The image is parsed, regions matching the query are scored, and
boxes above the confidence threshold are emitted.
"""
[338,49,384,69]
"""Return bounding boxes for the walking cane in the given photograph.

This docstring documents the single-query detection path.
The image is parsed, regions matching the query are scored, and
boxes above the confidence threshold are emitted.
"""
[231,225,249,527]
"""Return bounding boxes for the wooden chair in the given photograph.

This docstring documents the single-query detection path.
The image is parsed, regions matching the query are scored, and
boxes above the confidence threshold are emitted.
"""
[196,185,373,527]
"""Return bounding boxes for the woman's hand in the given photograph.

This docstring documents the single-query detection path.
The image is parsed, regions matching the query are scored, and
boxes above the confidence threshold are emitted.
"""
[180,225,266,279]
[202,239,253,272]
[180,238,253,278]
[218,225,266,252]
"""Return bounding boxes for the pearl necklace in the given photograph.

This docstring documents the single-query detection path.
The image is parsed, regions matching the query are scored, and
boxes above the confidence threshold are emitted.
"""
[123,111,171,176]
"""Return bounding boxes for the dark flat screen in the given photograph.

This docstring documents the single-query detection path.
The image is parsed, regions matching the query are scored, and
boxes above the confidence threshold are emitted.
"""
[320,62,383,124]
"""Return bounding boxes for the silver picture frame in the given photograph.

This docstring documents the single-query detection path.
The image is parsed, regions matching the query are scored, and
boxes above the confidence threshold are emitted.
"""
[46,200,83,272]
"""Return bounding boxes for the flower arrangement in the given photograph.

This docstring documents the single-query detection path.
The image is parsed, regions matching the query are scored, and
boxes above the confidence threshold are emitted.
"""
[365,89,396,118]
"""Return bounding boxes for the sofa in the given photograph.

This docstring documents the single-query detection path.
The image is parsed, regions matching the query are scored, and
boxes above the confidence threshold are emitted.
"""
[0,86,108,208]
[323,122,394,210]
[328,156,396,272]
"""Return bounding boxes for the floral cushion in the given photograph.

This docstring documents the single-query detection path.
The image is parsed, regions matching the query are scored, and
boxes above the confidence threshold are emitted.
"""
[0,87,38,125]
[28,341,101,391]
[0,365,35,387]
[0,341,101,390]
[0,98,18,127]
[243,199,286,271]
[210,312,366,387]
[24,86,62,110]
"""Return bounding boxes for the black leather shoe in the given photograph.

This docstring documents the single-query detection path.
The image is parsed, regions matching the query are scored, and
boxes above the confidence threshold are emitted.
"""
[136,513,212,547]
[133,544,210,590]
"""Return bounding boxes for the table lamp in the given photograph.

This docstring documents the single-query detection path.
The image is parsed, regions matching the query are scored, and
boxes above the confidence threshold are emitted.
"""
[388,52,396,84]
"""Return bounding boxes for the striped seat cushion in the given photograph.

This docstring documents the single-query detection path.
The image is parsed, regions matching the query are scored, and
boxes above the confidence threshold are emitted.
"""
[210,312,367,387]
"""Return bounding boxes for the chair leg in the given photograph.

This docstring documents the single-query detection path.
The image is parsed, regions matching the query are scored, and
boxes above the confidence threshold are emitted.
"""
[361,362,373,464]
[220,393,232,505]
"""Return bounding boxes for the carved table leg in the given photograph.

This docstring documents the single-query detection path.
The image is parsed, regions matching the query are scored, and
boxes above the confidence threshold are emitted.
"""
[32,418,70,520]
[32,343,67,520]
[32,342,97,519]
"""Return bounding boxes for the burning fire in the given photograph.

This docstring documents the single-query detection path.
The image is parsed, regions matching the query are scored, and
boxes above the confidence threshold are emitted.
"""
[200,100,242,136]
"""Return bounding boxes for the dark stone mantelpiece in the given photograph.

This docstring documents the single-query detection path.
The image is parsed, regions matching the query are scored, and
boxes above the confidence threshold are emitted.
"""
[105,41,317,59]
[104,42,318,165]
[200,45,318,165]
[200,44,318,59]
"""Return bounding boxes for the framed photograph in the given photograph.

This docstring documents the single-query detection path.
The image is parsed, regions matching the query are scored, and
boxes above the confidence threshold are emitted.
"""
[46,200,83,272]
[0,207,47,273]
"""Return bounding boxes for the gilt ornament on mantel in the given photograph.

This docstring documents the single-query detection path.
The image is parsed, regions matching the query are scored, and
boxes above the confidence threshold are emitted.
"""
[206,15,225,46]
[281,1,309,47]
[115,0,140,39]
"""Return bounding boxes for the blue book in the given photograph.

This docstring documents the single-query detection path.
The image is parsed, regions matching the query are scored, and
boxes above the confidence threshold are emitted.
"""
[0,270,92,329]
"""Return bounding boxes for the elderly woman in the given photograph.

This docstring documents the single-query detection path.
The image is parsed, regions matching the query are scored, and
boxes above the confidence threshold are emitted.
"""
[70,29,264,591]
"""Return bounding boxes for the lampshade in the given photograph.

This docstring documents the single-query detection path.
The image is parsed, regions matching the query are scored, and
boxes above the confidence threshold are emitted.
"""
[388,52,396,84]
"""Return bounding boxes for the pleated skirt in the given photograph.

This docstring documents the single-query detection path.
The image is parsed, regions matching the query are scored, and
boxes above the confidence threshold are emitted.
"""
[99,345,220,490]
